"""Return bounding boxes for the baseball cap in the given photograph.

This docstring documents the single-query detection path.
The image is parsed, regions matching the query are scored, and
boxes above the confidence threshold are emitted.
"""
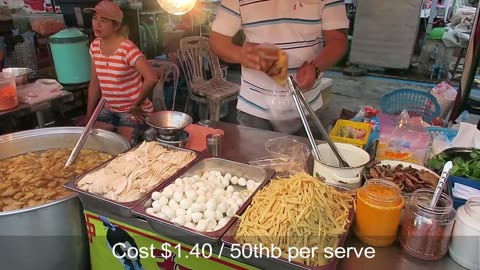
[84,0,123,24]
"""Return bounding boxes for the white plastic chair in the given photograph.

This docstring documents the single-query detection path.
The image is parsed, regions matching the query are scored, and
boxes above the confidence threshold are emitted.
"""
[148,59,180,111]
[177,49,209,119]
[178,36,239,121]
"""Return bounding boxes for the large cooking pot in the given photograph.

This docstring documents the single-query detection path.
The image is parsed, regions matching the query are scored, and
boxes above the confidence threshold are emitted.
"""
[0,127,130,270]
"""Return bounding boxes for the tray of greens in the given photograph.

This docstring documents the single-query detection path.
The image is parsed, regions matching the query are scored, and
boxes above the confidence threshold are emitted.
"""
[427,148,480,180]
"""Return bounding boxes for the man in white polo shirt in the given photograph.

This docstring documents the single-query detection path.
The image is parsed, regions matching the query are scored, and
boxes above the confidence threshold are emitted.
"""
[210,0,349,134]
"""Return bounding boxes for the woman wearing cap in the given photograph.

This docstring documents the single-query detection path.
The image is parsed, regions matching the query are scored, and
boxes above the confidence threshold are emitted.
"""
[83,0,157,143]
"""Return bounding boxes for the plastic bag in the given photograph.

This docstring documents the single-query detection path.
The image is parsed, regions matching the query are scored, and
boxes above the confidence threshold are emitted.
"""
[430,81,457,118]
[351,105,380,149]
[264,79,297,121]
[249,136,309,177]
[376,111,430,164]
[430,132,452,157]
[265,136,309,157]
[257,43,297,121]
[353,105,379,119]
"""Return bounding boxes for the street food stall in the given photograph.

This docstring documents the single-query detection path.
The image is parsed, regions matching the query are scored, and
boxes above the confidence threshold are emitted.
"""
[1,113,479,270]
[1,1,480,270]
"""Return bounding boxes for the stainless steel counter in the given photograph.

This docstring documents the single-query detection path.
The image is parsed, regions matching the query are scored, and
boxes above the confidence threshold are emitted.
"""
[209,121,466,270]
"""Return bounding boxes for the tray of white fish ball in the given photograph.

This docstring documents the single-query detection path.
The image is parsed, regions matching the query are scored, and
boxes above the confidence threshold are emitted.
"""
[65,141,200,217]
[132,158,275,246]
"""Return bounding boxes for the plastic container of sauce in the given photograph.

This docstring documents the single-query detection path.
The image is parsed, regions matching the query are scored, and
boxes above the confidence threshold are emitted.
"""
[449,197,480,269]
[0,72,18,111]
[399,188,456,260]
[354,179,404,246]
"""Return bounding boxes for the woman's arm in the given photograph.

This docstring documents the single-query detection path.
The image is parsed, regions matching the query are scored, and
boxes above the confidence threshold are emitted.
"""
[86,60,101,117]
[132,56,157,108]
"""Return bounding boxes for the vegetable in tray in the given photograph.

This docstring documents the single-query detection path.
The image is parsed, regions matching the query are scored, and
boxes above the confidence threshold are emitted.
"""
[427,149,480,180]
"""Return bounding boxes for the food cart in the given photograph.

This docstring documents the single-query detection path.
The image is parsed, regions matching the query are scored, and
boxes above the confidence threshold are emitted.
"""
[70,123,476,269]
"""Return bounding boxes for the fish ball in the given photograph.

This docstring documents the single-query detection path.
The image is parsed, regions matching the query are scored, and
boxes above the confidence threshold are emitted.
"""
[146,208,155,215]
[238,178,247,187]
[151,191,161,201]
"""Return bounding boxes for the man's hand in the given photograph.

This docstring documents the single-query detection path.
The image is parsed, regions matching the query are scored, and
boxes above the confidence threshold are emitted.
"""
[295,62,316,91]
[129,104,146,123]
[239,43,261,70]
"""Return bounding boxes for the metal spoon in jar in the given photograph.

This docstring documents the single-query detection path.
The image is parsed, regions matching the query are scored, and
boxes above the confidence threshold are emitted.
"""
[412,161,453,227]
[65,98,106,167]
[430,161,453,207]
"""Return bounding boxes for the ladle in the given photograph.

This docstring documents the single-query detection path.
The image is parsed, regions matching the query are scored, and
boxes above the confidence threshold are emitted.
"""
[65,98,106,167]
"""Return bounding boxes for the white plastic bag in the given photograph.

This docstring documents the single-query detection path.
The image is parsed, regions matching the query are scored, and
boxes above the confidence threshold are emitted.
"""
[264,83,297,121]
[430,81,457,118]
[249,136,309,177]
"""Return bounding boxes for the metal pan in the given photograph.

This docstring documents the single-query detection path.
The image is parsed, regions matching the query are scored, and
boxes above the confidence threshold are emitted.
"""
[221,208,355,270]
[132,158,275,246]
[64,142,201,218]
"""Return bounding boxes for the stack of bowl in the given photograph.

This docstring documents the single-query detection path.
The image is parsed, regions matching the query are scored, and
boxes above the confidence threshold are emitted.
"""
[146,111,192,147]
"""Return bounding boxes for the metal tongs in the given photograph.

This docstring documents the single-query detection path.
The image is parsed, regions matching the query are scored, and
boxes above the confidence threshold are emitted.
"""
[65,98,107,167]
[286,76,350,167]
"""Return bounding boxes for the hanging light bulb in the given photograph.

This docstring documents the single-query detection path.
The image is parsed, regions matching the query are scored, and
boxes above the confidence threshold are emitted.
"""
[157,0,197,15]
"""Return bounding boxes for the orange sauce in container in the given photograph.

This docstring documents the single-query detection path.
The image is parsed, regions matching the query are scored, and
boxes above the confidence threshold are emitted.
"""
[354,179,404,246]
[0,73,18,111]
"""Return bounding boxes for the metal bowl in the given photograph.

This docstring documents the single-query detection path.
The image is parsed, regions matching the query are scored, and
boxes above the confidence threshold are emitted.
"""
[146,111,193,137]
[2,67,32,86]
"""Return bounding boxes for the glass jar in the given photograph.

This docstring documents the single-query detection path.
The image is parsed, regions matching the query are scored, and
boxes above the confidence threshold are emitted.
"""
[449,197,480,269]
[0,72,18,111]
[354,179,404,246]
[399,188,456,260]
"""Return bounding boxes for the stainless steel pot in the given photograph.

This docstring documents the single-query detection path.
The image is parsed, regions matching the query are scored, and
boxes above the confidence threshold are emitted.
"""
[0,127,130,270]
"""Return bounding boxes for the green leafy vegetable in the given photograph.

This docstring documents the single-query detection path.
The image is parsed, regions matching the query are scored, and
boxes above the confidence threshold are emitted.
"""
[427,149,480,181]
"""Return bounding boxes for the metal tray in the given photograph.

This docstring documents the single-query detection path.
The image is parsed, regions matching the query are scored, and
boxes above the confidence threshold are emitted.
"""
[221,208,355,270]
[132,158,275,247]
[64,142,202,218]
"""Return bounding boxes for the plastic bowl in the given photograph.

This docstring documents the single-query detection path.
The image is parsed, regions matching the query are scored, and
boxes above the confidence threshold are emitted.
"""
[2,67,32,86]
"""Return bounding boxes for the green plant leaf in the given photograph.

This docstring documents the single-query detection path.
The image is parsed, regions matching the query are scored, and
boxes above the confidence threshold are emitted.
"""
[427,158,444,170]
[452,164,460,175]
[472,167,480,179]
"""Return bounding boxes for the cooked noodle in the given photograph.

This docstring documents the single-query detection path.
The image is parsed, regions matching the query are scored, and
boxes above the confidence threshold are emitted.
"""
[235,172,354,266]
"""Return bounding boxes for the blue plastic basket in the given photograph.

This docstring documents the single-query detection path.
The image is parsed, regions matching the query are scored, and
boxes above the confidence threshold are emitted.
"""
[380,89,442,124]
[425,127,458,141]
